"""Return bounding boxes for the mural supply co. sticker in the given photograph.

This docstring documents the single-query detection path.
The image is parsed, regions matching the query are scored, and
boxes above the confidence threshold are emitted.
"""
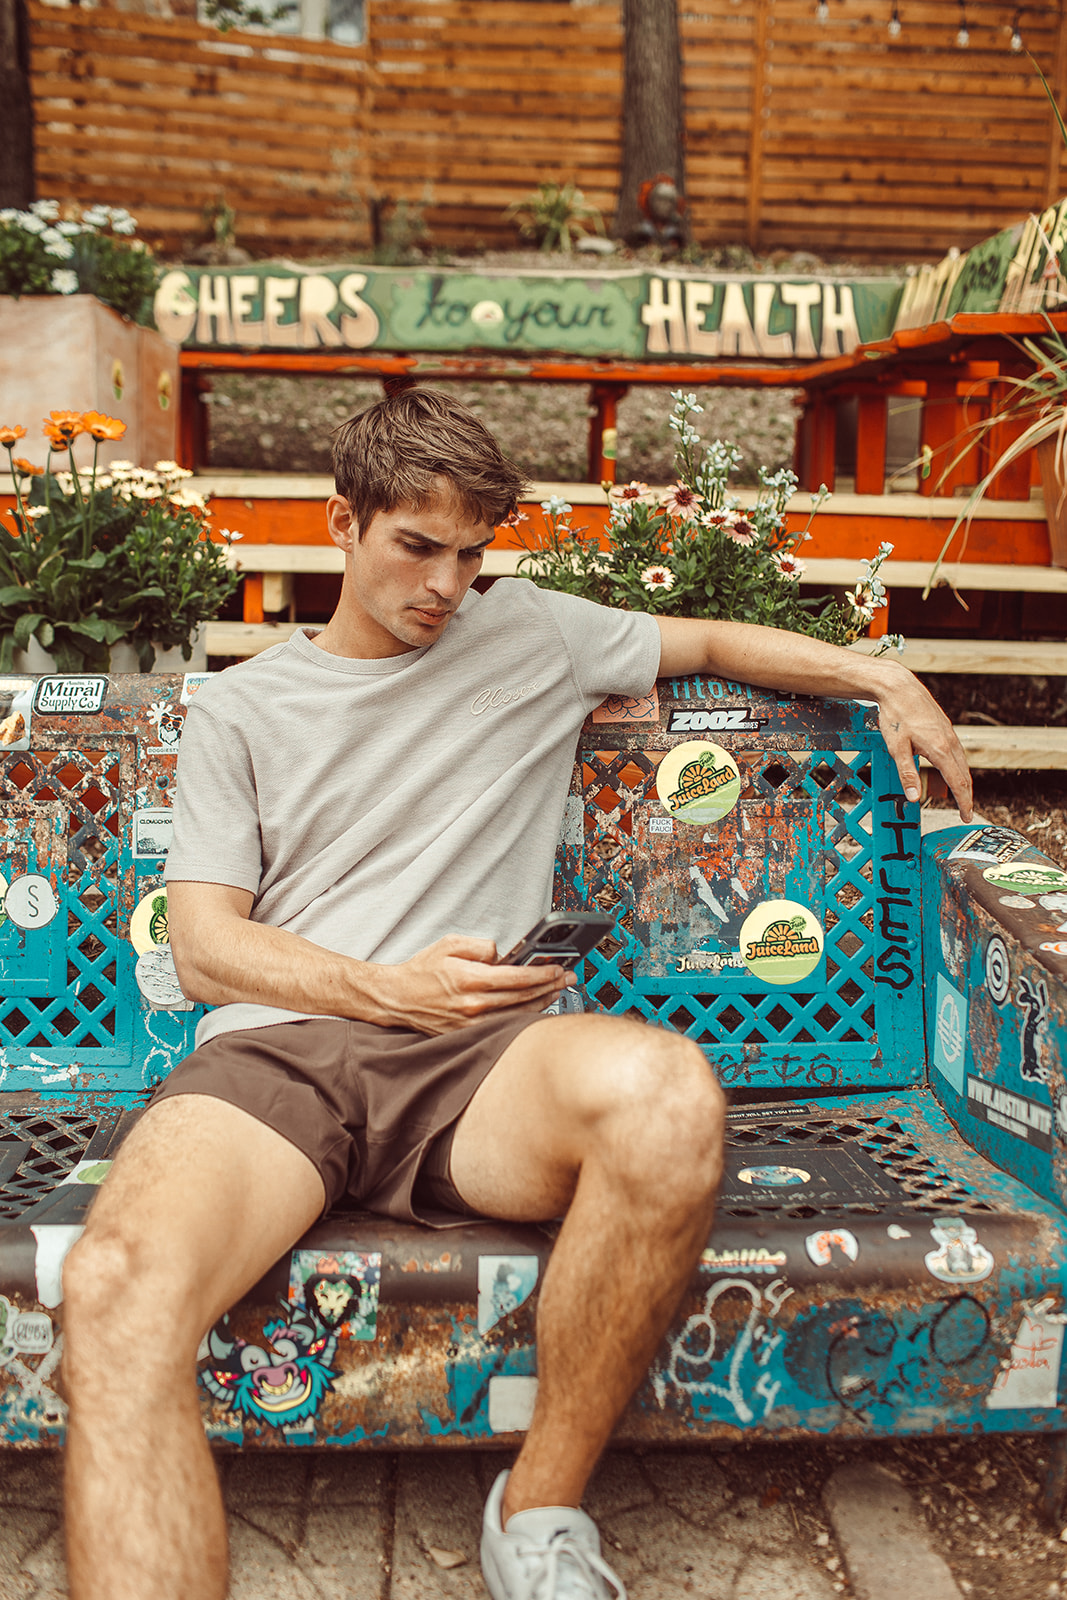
[289,1249,381,1341]
[136,946,193,1011]
[984,862,1067,895]
[737,1164,811,1187]
[3,874,58,931]
[924,1217,994,1284]
[984,936,1011,1005]
[932,973,968,1094]
[967,1076,1052,1151]
[478,1254,540,1336]
[701,1246,787,1275]
[656,740,741,826]
[805,1228,860,1267]
[133,808,174,861]
[32,676,108,716]
[0,678,33,752]
[739,899,823,985]
[948,826,1028,865]
[130,889,169,954]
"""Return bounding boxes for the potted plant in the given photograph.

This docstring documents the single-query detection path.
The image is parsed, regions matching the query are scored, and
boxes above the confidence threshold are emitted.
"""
[0,409,240,672]
[516,390,899,648]
[0,201,179,469]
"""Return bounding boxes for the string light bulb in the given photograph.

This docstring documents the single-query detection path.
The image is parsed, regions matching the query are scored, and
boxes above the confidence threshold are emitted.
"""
[956,0,970,45]
[1010,9,1023,48]
[888,3,902,35]
[816,1,829,21]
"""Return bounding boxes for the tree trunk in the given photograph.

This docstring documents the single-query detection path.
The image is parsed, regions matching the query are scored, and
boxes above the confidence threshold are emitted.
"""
[0,0,34,210]
[613,0,686,243]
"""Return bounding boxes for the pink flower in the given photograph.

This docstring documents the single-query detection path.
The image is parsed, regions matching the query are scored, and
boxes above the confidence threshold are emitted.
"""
[726,518,756,547]
[608,479,652,503]
[660,482,703,519]
[772,551,806,581]
[640,565,676,592]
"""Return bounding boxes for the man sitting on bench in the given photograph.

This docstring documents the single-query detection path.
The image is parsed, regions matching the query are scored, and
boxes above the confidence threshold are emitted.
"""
[60,388,972,1600]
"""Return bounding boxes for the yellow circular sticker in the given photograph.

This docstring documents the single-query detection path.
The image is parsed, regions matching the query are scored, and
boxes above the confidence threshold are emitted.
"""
[739,899,823,985]
[130,889,170,955]
[655,741,741,826]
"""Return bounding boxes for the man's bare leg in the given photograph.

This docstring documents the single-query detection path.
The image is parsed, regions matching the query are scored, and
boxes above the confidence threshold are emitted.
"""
[449,1012,724,1519]
[62,1094,325,1600]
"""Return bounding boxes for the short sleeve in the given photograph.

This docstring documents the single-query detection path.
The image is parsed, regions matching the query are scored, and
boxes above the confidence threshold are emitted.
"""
[530,587,662,710]
[165,700,263,892]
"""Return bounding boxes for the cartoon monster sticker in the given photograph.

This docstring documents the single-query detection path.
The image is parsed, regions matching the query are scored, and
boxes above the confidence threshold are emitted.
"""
[199,1304,338,1429]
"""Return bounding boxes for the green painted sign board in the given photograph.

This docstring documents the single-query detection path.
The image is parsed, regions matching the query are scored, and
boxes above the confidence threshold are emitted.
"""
[155,266,904,362]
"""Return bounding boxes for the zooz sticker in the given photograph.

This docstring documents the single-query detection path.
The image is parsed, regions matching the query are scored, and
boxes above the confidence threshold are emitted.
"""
[655,740,741,826]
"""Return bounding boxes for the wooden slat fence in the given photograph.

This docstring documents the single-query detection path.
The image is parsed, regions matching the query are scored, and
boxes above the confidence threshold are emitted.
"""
[25,0,1067,261]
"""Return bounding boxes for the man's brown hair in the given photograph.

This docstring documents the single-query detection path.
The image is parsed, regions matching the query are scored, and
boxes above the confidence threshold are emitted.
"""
[331,386,529,537]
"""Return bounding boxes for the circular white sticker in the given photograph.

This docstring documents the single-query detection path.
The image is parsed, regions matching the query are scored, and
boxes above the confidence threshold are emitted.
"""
[656,741,741,826]
[984,862,1067,894]
[4,874,59,930]
[739,899,823,985]
[984,935,1010,1006]
[737,1165,811,1187]
[135,945,193,1011]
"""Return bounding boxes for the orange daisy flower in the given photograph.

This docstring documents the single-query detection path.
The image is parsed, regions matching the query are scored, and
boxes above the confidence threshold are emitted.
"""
[81,411,127,442]
[12,458,44,476]
[42,411,86,447]
[0,425,27,447]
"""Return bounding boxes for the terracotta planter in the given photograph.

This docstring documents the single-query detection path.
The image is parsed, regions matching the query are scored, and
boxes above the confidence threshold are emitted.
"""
[1036,436,1067,569]
[0,295,179,471]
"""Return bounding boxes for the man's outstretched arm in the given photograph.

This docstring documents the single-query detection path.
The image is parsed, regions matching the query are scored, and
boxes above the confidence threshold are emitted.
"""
[167,882,571,1033]
[655,616,973,822]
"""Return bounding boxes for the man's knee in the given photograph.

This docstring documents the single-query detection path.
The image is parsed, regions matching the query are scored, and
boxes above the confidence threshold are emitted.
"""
[593,1022,725,1201]
[63,1221,205,1382]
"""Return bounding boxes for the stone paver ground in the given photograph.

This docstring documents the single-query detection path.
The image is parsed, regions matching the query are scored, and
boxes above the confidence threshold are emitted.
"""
[2,1437,1066,1600]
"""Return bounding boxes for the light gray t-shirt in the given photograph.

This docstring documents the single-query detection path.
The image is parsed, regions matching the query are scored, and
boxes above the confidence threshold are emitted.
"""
[166,579,661,1045]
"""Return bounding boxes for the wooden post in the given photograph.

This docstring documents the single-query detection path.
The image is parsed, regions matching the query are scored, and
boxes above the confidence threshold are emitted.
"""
[919,380,977,497]
[242,574,266,626]
[746,0,769,252]
[794,395,835,491]
[983,381,1037,501]
[178,370,208,472]
[1047,0,1067,206]
[854,395,888,495]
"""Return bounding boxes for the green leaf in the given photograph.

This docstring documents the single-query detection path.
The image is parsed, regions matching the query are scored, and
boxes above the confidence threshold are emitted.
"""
[12,613,44,651]
[0,586,28,606]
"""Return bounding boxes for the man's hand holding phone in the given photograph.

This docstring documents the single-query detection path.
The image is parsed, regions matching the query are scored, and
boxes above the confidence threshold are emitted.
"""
[367,914,616,1035]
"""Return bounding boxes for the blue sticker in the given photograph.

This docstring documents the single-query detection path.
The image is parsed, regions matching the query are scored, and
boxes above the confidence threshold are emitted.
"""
[933,972,967,1093]
[478,1255,539,1335]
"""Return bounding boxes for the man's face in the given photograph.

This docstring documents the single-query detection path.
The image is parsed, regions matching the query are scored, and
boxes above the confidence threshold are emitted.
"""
[326,486,495,657]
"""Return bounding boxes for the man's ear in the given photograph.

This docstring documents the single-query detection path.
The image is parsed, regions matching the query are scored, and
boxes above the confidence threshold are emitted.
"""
[326,494,358,551]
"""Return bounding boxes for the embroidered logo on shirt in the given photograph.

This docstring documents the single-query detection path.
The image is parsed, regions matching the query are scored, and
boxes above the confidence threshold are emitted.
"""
[470,682,539,715]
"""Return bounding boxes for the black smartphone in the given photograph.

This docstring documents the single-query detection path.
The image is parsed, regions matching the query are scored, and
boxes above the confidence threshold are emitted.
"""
[498,911,617,968]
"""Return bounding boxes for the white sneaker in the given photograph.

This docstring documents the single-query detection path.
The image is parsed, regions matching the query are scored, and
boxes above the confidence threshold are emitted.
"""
[481,1470,626,1600]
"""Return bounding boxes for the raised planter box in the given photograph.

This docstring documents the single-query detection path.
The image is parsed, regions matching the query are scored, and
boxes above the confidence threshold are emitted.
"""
[0,295,179,470]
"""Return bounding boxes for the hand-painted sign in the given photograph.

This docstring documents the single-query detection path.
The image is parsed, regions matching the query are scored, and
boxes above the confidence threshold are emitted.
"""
[894,195,1067,330]
[154,265,903,361]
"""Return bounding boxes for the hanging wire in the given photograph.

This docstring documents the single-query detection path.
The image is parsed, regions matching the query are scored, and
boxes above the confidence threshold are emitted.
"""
[888,1,902,34]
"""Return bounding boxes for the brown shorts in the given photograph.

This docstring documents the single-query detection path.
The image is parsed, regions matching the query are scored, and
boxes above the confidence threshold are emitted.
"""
[150,1012,540,1226]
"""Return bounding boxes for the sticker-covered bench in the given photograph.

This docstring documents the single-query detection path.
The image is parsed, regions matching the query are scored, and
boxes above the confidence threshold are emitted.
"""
[1,671,1066,1514]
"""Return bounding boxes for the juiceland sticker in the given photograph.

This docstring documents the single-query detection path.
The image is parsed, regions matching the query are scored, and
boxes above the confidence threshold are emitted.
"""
[32,676,108,716]
[739,899,823,985]
[130,889,169,954]
[655,740,740,825]
[984,862,1067,895]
